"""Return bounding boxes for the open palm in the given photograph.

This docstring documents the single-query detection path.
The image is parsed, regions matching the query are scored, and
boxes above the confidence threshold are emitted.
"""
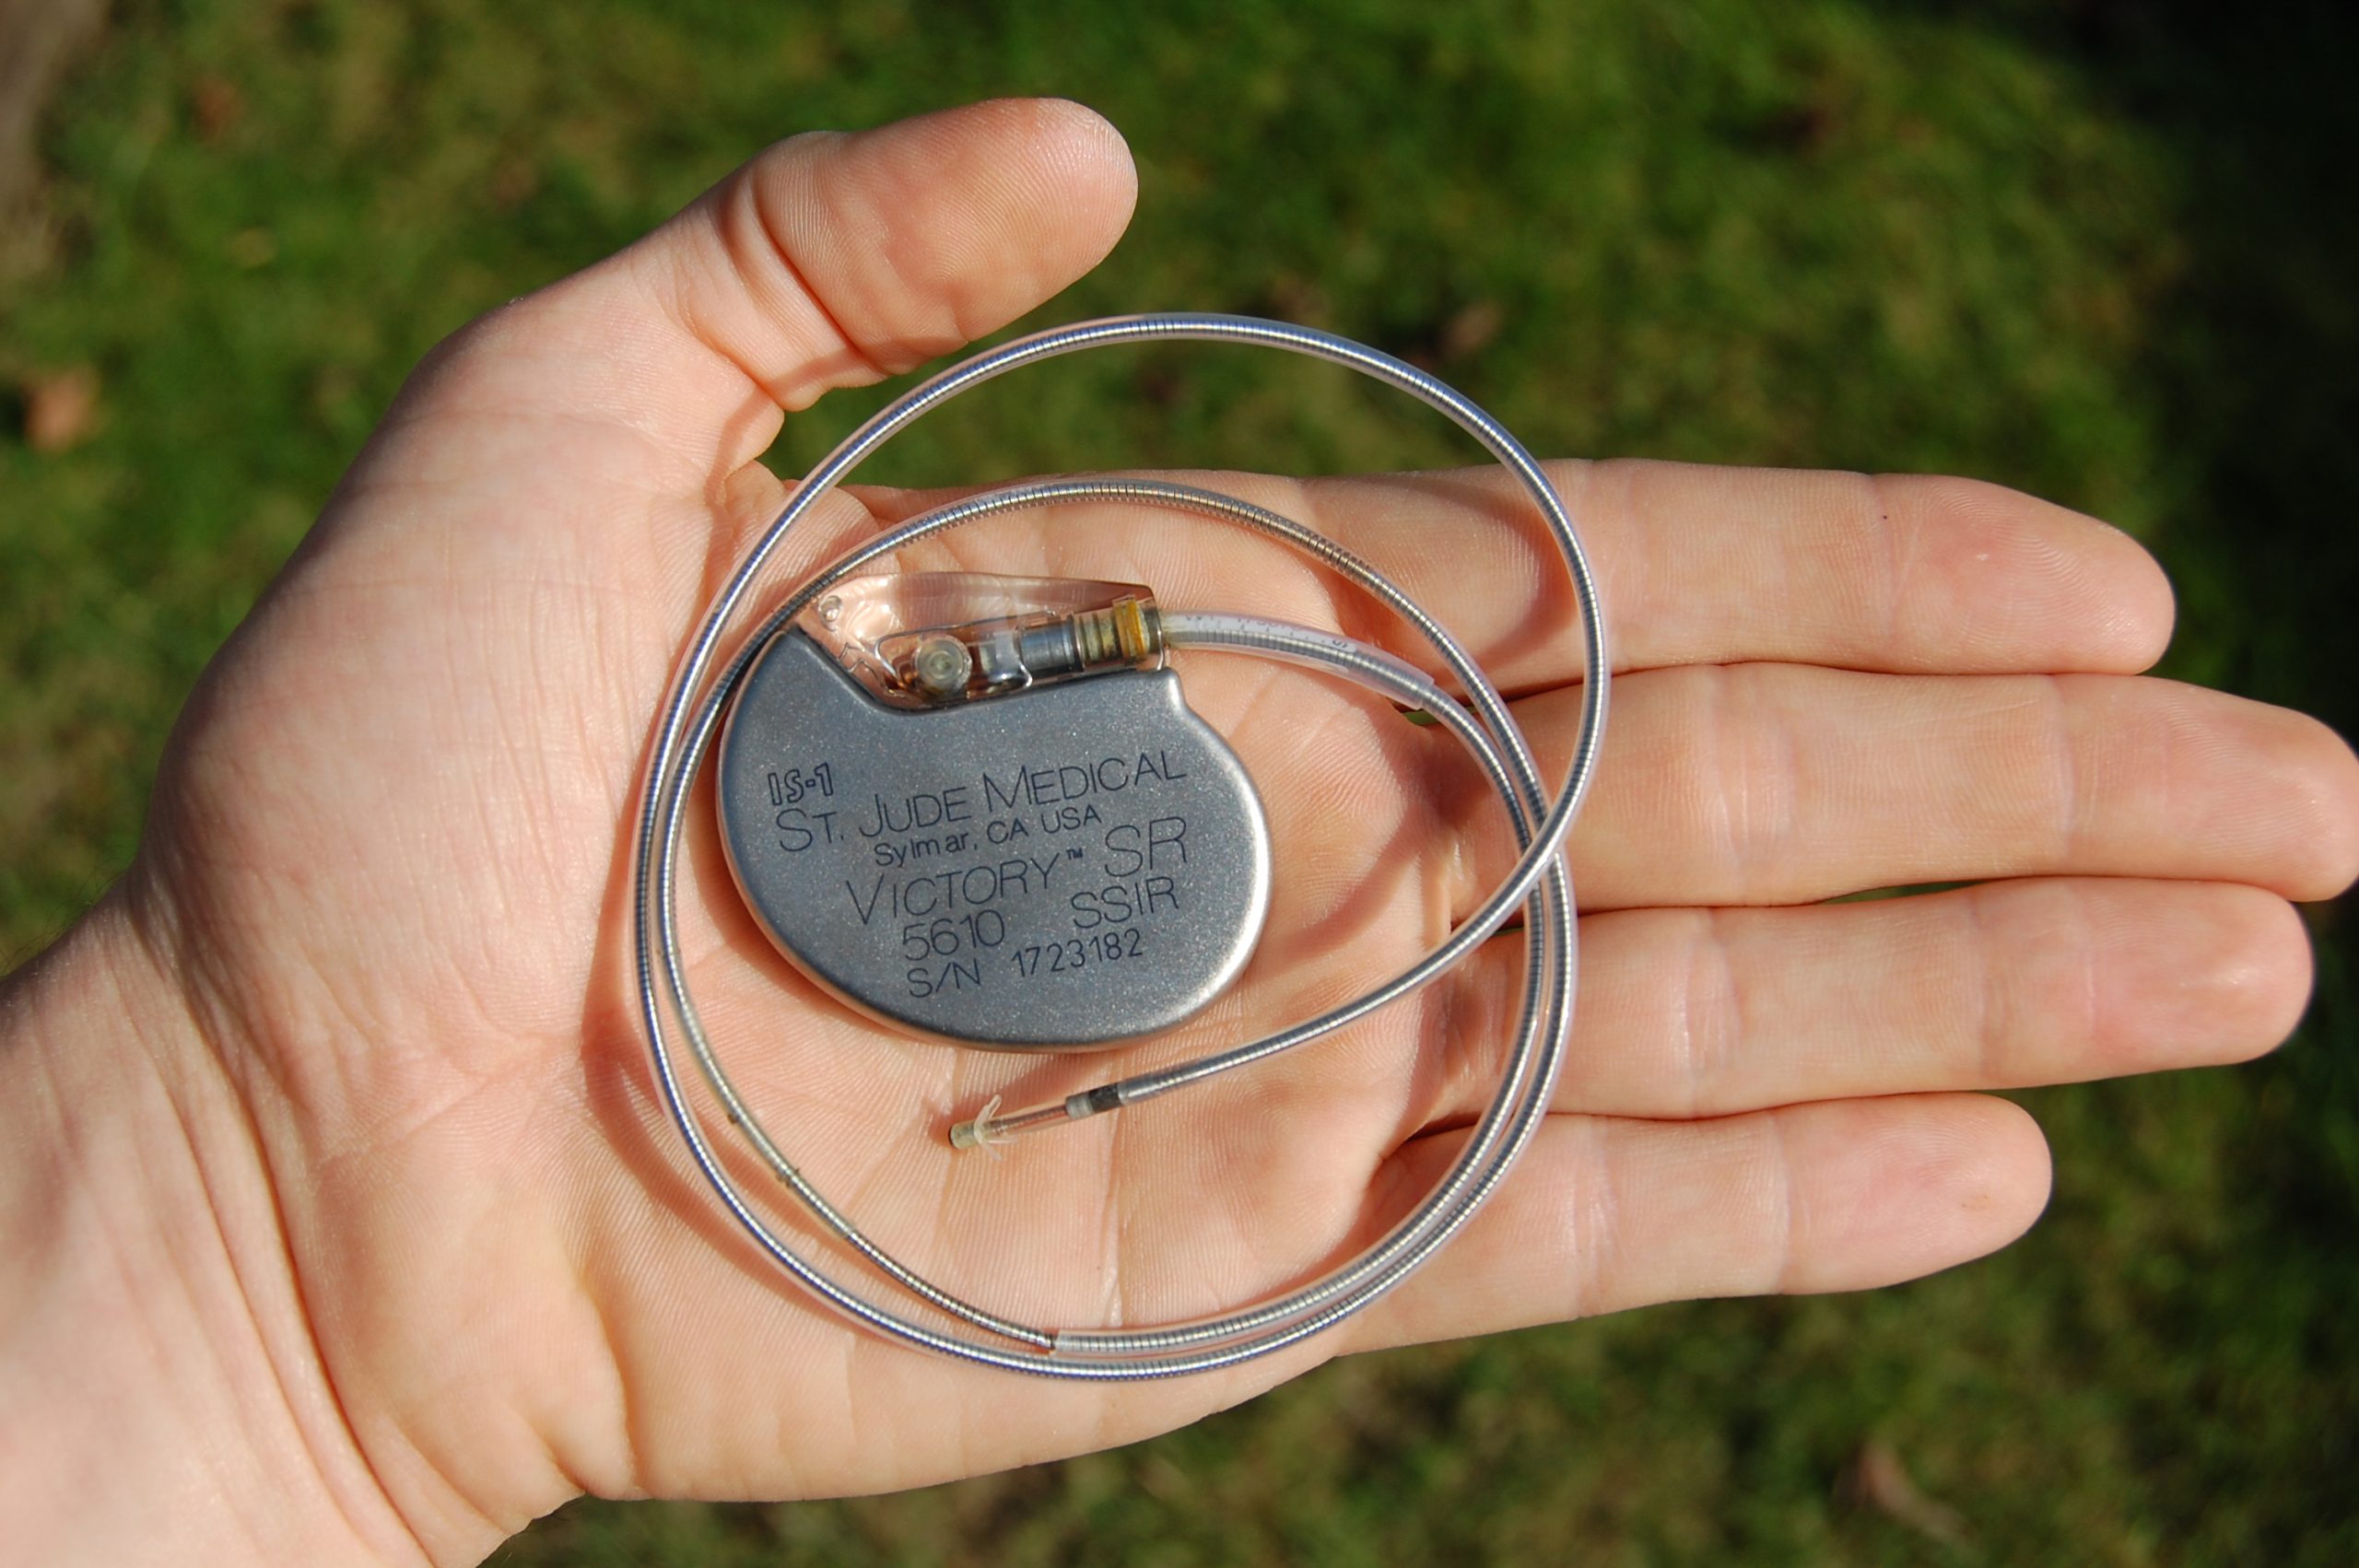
[118,100,2359,1562]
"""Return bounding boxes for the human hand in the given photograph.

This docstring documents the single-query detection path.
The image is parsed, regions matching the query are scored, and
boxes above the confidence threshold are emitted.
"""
[6,98,2355,1566]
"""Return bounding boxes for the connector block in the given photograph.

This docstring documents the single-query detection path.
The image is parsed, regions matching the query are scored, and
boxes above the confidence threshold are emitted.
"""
[799,572,1164,708]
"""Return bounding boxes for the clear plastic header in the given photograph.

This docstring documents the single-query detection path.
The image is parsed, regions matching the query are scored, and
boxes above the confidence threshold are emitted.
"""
[797,572,1164,708]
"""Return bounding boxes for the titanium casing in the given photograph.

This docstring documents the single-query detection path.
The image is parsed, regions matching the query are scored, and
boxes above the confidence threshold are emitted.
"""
[716,626,1273,1048]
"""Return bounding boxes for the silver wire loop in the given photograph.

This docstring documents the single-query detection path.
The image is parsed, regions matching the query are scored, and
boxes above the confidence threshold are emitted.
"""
[631,316,1609,1377]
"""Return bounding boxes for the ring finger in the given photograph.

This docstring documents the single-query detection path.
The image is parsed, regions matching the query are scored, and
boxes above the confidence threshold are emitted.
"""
[1402,876,2310,1133]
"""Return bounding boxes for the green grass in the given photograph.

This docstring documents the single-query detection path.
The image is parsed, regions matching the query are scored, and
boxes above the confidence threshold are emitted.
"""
[6,0,2355,1562]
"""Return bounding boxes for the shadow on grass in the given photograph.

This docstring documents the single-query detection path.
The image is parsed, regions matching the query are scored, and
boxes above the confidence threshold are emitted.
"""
[1894,0,2359,1545]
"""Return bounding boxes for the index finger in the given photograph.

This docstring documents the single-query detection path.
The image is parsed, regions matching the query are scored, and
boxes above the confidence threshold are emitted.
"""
[855,460,2174,690]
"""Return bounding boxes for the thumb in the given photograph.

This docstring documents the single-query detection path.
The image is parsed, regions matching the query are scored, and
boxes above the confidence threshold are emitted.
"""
[582,97,1136,460]
[370,98,1136,494]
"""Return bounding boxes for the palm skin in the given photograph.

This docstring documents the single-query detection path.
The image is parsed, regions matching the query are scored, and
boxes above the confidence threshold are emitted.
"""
[59,99,2356,1562]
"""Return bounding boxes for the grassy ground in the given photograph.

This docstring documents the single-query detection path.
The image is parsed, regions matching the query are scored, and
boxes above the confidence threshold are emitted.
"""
[5,1,2354,1562]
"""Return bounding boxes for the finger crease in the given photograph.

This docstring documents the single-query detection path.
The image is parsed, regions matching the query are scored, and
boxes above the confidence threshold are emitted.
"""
[2042,675,2083,865]
[1959,885,2005,1087]
[744,177,900,387]
[1765,1110,1802,1295]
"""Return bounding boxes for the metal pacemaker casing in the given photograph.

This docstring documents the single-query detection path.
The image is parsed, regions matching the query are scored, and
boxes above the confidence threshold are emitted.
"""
[717,628,1272,1047]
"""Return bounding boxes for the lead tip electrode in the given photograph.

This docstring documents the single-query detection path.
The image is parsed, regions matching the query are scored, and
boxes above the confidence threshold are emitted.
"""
[946,1092,1107,1150]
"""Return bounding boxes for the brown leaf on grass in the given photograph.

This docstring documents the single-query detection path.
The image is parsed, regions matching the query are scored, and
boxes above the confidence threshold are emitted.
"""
[23,366,100,451]
[489,156,541,211]
[190,74,245,141]
[1262,274,1332,329]
[1840,1437,1971,1549]
[1440,298,1504,362]
[1135,1453,1193,1504]
[226,228,276,268]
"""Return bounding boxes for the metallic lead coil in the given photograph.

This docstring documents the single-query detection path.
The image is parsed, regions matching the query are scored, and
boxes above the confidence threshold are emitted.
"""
[632,315,1609,1377]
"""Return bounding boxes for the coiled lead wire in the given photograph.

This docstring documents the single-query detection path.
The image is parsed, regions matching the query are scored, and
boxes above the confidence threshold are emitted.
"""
[632,316,1608,1377]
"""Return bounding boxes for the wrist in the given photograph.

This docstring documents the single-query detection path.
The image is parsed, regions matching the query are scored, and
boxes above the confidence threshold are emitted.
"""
[0,883,428,1566]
